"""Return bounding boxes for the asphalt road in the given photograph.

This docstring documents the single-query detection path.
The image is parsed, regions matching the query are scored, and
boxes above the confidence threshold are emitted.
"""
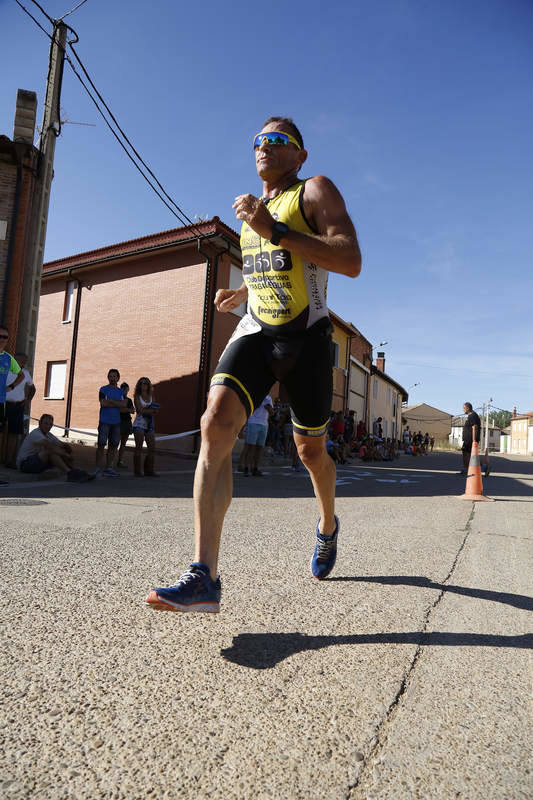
[1,450,531,799]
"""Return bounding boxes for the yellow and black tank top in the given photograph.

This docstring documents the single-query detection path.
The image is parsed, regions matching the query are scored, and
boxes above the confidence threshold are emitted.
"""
[240,180,329,334]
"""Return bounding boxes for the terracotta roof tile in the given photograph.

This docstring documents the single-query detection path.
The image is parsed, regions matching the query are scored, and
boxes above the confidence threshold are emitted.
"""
[43,217,240,273]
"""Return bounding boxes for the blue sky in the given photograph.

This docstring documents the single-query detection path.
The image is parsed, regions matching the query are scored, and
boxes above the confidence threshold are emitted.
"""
[2,0,532,418]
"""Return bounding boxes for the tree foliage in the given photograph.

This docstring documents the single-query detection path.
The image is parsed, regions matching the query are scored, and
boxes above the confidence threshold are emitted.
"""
[489,410,512,429]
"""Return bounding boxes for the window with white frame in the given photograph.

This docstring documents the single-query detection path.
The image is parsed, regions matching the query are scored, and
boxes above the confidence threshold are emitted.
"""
[228,264,247,317]
[387,386,391,405]
[45,361,67,399]
[62,280,75,322]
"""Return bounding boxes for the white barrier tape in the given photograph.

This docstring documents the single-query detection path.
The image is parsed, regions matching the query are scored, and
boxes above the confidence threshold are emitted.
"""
[154,430,200,441]
[30,417,200,441]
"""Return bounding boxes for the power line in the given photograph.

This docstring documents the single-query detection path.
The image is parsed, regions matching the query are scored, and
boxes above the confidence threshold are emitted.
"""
[57,0,89,21]
[26,0,53,23]
[14,0,211,240]
[65,37,206,235]
[14,0,53,38]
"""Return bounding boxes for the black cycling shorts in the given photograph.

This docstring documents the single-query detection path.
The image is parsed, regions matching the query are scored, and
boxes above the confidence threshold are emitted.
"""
[210,318,333,437]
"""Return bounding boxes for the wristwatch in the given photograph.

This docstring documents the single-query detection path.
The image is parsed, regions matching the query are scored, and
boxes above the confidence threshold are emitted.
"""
[270,221,289,246]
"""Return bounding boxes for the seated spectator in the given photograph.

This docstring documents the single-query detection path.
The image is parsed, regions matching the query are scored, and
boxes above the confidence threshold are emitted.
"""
[326,437,340,462]
[356,420,366,439]
[16,414,92,482]
[359,440,370,460]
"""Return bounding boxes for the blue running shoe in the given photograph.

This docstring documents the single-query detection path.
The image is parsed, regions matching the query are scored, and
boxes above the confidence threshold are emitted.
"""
[145,563,221,613]
[311,516,340,580]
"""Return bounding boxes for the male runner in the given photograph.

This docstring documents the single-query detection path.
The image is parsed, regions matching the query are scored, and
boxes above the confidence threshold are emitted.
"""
[146,116,361,612]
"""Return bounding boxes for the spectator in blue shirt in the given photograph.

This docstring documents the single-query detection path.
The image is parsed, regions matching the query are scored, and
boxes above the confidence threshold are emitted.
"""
[95,369,127,477]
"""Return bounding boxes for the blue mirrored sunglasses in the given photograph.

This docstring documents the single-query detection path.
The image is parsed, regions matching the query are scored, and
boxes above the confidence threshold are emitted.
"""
[253,131,301,150]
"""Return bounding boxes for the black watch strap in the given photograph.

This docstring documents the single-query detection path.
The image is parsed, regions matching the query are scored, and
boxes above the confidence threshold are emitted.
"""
[270,221,289,246]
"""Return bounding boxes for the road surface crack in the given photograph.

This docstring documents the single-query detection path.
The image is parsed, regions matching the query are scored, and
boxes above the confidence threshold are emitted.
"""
[346,503,477,798]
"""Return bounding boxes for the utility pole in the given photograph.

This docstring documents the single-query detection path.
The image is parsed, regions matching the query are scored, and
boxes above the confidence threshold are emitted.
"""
[480,403,485,451]
[485,397,492,454]
[17,22,67,365]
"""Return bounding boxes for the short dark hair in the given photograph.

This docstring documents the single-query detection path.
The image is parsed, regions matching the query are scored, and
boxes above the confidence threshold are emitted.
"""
[40,413,53,423]
[262,116,304,149]
[108,368,120,380]
[464,402,473,412]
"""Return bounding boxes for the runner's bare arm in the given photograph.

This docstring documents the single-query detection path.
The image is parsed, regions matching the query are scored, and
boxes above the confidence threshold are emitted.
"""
[214,285,248,313]
[233,176,361,277]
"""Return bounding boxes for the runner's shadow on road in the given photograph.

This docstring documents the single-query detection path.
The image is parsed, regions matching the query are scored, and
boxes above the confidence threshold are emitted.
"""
[327,575,533,611]
[221,631,533,669]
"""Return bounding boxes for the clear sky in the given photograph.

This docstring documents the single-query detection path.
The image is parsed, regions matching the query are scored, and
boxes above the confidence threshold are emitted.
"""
[2,0,532,418]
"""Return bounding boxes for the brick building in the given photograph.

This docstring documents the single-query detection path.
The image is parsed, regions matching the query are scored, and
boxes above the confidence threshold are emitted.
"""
[31,220,243,440]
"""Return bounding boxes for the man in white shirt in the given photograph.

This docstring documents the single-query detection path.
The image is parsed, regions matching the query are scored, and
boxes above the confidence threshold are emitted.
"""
[17,414,92,482]
[5,352,35,468]
[244,394,273,476]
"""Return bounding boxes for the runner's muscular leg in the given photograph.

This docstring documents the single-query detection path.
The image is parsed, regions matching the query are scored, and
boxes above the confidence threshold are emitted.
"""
[193,385,247,579]
[294,431,337,536]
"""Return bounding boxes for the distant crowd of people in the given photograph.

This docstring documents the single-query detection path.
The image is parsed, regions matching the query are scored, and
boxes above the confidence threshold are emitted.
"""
[231,396,439,475]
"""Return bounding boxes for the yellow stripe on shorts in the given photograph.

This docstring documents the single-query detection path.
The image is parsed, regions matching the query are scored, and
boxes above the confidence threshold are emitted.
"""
[210,373,254,415]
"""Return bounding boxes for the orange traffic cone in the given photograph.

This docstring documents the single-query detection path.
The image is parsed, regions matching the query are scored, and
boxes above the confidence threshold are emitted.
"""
[458,442,494,502]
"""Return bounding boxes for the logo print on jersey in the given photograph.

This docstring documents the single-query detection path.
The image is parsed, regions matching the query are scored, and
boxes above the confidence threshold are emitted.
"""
[243,254,254,275]
[272,249,292,271]
[254,252,271,273]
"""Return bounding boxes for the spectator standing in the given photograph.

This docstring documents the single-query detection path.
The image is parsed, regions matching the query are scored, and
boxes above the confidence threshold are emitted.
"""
[372,417,383,440]
[461,402,481,474]
[403,426,411,449]
[344,410,355,444]
[430,436,435,452]
[0,324,23,437]
[17,413,91,481]
[133,377,159,477]
[268,398,283,455]
[356,419,365,440]
[117,382,135,468]
[244,394,273,476]
[331,410,345,439]
[96,369,127,478]
[4,352,35,468]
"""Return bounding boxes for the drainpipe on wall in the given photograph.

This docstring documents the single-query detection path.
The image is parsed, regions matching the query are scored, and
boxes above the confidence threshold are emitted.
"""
[194,239,231,444]
[63,273,82,437]
[344,332,352,412]
[195,238,231,451]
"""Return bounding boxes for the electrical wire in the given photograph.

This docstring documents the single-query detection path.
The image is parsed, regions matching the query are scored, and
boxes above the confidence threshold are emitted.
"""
[14,0,212,240]
[65,38,207,237]
[26,0,53,22]
[57,0,89,21]
[13,0,53,38]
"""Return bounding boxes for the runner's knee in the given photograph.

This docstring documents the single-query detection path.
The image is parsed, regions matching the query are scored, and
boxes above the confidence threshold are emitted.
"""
[201,404,242,444]
[296,439,326,469]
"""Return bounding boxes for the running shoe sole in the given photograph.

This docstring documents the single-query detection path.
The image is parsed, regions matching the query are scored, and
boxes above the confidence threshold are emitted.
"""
[144,591,220,613]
